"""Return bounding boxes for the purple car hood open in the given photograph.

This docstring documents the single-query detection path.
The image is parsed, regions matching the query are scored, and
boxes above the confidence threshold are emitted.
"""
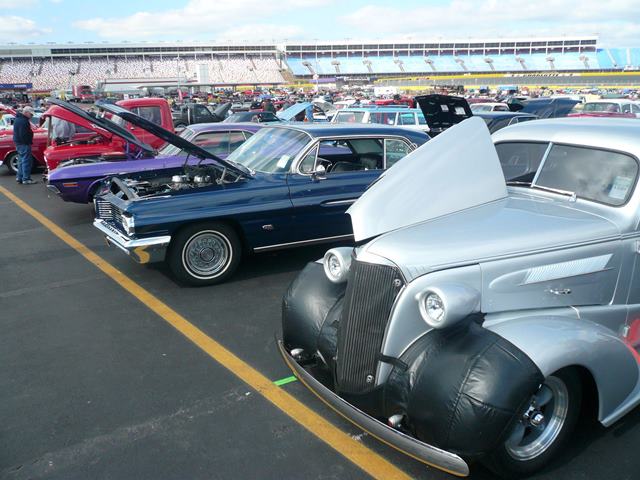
[47,153,227,181]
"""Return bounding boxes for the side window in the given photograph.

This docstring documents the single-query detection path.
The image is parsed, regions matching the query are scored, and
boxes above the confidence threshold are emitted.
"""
[312,138,384,173]
[132,106,162,125]
[193,131,230,155]
[370,112,396,125]
[384,139,411,168]
[229,131,246,154]
[495,142,549,183]
[299,145,318,173]
[398,113,416,125]
[195,105,211,117]
[632,104,640,114]
[494,105,509,111]
[622,103,632,114]
[417,112,427,125]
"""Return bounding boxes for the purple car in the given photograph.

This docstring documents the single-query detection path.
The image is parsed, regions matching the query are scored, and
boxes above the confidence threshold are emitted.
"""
[46,122,262,203]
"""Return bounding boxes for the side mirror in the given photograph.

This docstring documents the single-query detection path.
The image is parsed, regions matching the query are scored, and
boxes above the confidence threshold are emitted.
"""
[311,164,327,180]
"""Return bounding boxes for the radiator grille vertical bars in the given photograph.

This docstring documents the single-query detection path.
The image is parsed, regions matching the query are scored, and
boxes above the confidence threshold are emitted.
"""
[336,261,403,394]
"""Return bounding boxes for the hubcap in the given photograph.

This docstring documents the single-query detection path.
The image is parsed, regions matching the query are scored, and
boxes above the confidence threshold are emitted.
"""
[505,376,569,461]
[182,231,231,279]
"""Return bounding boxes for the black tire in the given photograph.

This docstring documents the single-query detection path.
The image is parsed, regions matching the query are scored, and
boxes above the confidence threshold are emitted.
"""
[483,368,582,479]
[5,152,18,175]
[167,221,242,286]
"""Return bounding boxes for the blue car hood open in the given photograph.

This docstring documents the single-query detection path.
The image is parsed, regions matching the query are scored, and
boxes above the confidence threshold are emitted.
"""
[277,102,312,121]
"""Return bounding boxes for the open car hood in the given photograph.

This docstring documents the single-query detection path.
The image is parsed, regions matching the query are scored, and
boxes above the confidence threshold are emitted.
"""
[277,102,312,121]
[347,116,508,241]
[212,102,232,120]
[97,102,249,177]
[45,98,154,153]
[414,94,473,134]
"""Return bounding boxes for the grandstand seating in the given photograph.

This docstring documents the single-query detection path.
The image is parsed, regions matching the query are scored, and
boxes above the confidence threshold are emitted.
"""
[0,46,639,91]
[0,55,285,90]
[284,48,640,76]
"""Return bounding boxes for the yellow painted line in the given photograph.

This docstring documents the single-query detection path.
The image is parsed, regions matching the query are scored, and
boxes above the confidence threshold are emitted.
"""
[0,185,412,480]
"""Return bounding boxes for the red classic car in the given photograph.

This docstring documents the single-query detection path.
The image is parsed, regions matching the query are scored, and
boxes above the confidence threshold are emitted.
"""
[43,97,173,171]
[0,105,48,174]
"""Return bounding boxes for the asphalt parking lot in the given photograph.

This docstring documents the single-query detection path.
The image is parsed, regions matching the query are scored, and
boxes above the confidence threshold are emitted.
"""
[1,171,640,480]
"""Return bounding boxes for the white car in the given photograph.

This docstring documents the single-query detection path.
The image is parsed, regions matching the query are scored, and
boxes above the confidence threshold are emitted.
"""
[470,102,510,112]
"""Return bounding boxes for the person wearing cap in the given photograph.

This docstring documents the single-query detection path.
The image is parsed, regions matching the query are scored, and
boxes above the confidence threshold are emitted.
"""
[13,106,36,184]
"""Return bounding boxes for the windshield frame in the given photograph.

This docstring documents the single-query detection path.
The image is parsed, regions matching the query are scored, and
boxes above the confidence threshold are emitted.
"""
[225,126,312,173]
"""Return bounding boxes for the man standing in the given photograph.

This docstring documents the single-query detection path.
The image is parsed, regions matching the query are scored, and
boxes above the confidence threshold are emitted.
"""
[262,98,276,113]
[52,116,76,144]
[13,106,36,185]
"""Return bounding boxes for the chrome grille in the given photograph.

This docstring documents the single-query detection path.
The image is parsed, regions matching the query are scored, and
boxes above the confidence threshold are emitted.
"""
[95,198,125,233]
[336,260,404,394]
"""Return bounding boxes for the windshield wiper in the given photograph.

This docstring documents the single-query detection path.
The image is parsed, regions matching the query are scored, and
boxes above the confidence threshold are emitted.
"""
[531,184,576,198]
[507,181,577,200]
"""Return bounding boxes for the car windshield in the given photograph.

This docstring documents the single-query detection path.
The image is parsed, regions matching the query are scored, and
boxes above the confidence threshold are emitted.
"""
[583,102,621,113]
[226,127,309,173]
[471,104,493,112]
[534,144,638,206]
[158,127,197,156]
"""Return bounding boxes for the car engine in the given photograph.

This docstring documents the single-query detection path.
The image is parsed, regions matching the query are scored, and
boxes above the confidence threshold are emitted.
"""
[114,165,241,198]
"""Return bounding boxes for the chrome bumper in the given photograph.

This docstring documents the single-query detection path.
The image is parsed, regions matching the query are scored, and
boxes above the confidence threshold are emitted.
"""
[46,184,60,195]
[277,340,470,477]
[94,219,171,264]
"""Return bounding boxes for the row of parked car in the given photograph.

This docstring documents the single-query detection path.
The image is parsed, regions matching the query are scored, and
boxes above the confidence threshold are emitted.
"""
[5,94,640,479]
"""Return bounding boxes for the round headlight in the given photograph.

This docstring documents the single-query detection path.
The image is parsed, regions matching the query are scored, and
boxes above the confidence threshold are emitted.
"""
[416,284,481,330]
[424,293,445,324]
[323,247,352,283]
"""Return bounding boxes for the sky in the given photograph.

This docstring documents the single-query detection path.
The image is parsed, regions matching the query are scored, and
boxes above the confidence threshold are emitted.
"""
[0,0,638,47]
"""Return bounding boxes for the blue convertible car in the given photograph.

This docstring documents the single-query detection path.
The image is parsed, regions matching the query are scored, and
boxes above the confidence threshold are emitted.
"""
[93,105,429,285]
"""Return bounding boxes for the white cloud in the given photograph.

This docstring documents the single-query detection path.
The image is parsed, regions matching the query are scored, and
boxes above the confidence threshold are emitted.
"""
[340,0,640,46]
[0,0,36,7]
[0,15,49,40]
[74,0,329,41]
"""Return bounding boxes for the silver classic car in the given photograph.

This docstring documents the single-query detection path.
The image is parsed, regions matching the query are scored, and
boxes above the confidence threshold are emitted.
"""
[279,117,640,478]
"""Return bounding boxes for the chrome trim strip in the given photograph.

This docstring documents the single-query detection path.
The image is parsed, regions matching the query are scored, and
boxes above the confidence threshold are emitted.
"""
[277,340,469,477]
[322,199,357,206]
[253,234,353,252]
[94,219,171,251]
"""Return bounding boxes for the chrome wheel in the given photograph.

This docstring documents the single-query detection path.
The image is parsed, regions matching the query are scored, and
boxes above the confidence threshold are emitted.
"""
[181,230,232,280]
[8,153,18,174]
[505,376,569,461]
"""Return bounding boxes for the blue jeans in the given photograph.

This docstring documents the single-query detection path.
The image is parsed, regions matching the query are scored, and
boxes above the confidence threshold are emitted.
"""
[15,144,33,182]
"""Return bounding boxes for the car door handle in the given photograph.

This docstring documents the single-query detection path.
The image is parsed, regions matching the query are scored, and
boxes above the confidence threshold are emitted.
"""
[321,199,357,206]
[548,288,572,295]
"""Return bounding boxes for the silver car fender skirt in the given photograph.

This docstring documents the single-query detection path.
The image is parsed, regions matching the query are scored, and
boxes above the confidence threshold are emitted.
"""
[277,339,471,477]
[282,261,346,361]
[487,316,640,424]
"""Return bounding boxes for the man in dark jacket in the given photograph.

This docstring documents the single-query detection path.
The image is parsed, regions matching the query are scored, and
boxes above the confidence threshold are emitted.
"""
[12,106,35,184]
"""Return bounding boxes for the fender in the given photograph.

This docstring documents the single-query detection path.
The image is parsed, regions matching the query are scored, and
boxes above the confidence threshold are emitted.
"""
[282,261,345,358]
[486,315,640,424]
